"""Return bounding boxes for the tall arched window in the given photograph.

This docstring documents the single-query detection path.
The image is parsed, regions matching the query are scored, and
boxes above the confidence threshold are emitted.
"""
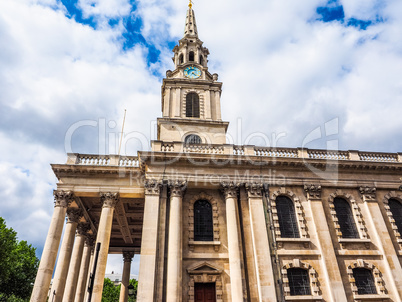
[179,53,184,64]
[186,92,200,118]
[189,51,195,61]
[334,197,359,238]
[276,196,299,238]
[194,200,213,241]
[353,268,377,295]
[287,268,311,296]
[185,134,201,145]
[389,199,402,234]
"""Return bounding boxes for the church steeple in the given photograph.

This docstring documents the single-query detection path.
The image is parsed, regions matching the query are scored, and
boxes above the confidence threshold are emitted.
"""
[154,3,229,147]
[184,2,198,38]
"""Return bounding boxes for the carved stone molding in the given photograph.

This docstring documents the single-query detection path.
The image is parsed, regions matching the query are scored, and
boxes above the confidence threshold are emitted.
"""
[383,191,402,250]
[282,259,321,297]
[244,182,263,197]
[346,260,386,296]
[359,186,377,202]
[53,190,74,208]
[85,235,95,248]
[328,190,368,242]
[271,187,308,239]
[100,192,119,208]
[220,181,240,199]
[188,192,220,251]
[66,208,83,224]
[144,179,162,196]
[122,251,135,262]
[169,180,187,197]
[304,184,322,200]
[76,222,91,236]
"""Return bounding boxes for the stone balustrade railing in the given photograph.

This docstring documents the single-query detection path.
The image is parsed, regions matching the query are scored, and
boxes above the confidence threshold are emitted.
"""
[66,145,402,166]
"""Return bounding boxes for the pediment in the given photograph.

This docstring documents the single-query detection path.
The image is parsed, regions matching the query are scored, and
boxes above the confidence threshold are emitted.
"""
[187,262,223,275]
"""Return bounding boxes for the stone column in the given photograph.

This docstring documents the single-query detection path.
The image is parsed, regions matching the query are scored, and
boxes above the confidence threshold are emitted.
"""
[166,181,187,302]
[137,180,162,302]
[30,191,73,302]
[75,235,95,302]
[360,187,402,300]
[63,222,90,302]
[119,251,135,302]
[221,182,243,302]
[305,185,347,302]
[91,192,119,302]
[50,207,83,302]
[245,183,277,301]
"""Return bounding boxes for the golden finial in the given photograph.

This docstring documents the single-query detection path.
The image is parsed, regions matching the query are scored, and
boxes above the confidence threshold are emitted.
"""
[189,0,193,9]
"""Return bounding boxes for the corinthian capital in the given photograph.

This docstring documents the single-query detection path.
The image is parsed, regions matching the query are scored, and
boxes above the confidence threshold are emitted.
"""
[144,179,162,196]
[123,251,135,262]
[76,222,91,236]
[66,208,83,223]
[100,192,119,208]
[221,181,240,199]
[359,186,376,202]
[304,184,322,200]
[169,180,187,197]
[245,182,263,197]
[53,190,74,208]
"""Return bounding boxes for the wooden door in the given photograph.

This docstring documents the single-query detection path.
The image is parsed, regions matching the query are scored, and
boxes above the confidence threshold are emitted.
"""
[194,283,216,302]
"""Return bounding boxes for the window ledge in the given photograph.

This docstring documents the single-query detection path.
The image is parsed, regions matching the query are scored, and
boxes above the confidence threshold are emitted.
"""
[354,294,389,300]
[285,295,322,301]
[277,238,310,242]
[338,238,371,243]
[189,241,221,251]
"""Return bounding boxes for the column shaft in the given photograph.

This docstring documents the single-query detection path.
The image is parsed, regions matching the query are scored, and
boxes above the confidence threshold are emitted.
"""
[91,193,119,302]
[50,208,82,302]
[166,181,186,302]
[75,238,93,302]
[83,249,95,302]
[63,223,89,302]
[30,191,72,302]
[137,180,162,302]
[226,195,243,302]
[245,183,277,301]
[119,252,134,302]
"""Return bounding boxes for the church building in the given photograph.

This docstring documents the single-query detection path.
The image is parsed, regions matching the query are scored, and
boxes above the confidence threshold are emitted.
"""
[30,3,402,302]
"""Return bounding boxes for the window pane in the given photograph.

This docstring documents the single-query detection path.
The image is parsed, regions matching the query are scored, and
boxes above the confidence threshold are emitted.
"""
[186,93,200,118]
[389,199,402,234]
[288,268,311,296]
[194,200,213,241]
[276,196,300,238]
[353,268,377,295]
[334,198,359,238]
[185,134,201,145]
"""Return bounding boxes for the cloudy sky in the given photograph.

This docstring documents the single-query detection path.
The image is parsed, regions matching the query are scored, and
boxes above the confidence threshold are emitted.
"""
[1,0,401,278]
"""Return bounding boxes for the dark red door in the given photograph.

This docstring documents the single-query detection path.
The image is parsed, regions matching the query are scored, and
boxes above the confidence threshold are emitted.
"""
[194,283,216,302]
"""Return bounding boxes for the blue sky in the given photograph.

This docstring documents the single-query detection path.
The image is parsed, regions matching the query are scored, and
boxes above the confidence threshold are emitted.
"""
[1,0,402,277]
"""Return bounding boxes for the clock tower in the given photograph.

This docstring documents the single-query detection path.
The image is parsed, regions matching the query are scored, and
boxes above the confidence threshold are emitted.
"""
[153,2,229,148]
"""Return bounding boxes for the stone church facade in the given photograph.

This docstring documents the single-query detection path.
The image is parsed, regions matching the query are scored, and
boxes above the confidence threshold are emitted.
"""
[31,4,402,302]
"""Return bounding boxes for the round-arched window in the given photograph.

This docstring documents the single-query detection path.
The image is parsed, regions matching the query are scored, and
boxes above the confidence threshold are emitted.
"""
[185,134,202,145]
[186,92,200,118]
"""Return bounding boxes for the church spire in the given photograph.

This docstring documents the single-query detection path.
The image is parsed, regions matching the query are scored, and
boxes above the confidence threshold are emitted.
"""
[184,1,198,38]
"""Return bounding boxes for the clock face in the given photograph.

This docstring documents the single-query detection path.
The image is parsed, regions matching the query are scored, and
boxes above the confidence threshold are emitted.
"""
[184,66,201,79]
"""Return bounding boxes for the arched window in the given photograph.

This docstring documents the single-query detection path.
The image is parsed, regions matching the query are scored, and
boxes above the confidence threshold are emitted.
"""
[334,197,359,238]
[353,268,377,295]
[276,196,299,238]
[185,134,201,145]
[179,53,184,64]
[186,92,200,118]
[287,268,311,296]
[389,199,402,234]
[199,55,203,66]
[194,200,213,241]
[189,51,195,61]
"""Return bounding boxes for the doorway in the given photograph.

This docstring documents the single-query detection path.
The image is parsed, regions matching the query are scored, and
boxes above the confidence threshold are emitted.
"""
[194,283,216,302]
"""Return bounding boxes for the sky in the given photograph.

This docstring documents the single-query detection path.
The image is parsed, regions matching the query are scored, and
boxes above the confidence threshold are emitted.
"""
[1,0,402,279]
